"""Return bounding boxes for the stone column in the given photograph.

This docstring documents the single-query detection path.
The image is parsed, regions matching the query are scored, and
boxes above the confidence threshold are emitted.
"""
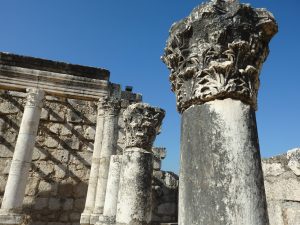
[90,98,120,224]
[81,97,107,225]
[162,1,278,224]
[0,88,45,225]
[115,103,165,225]
[96,155,122,225]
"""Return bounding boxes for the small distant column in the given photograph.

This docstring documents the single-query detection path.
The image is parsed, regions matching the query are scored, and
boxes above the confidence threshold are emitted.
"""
[0,88,45,225]
[162,1,278,224]
[81,97,106,225]
[115,103,165,225]
[96,155,122,225]
[90,98,120,224]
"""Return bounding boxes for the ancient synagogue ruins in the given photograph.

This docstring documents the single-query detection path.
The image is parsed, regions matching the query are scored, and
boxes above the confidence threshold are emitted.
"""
[0,0,299,225]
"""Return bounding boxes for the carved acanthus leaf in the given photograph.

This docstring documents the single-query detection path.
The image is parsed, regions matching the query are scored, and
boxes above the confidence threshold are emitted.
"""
[97,96,121,116]
[162,0,278,113]
[123,103,165,151]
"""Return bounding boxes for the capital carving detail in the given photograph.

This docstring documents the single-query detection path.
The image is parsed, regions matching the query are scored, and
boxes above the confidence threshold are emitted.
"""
[97,96,121,116]
[123,103,165,151]
[25,88,45,108]
[162,0,278,113]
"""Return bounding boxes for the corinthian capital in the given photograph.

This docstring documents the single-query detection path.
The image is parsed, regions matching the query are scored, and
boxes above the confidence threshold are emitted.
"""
[162,0,278,113]
[97,96,121,116]
[123,103,165,151]
[25,88,45,108]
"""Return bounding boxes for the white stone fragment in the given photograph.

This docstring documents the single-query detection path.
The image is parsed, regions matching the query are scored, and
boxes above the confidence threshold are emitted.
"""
[287,148,300,176]
[262,162,285,177]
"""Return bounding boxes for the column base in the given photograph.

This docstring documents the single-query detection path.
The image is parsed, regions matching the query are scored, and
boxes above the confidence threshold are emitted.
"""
[95,215,115,225]
[0,212,24,225]
[80,212,91,225]
[90,213,102,225]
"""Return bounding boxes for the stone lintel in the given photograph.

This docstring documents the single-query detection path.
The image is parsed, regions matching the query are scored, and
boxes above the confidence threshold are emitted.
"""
[0,52,109,80]
[0,64,110,100]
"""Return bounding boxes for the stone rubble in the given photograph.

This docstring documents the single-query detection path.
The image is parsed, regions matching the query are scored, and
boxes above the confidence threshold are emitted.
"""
[263,148,300,225]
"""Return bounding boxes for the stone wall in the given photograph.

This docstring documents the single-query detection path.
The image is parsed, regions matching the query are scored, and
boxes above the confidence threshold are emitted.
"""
[0,89,179,225]
[152,171,178,224]
[263,148,300,225]
[0,90,97,225]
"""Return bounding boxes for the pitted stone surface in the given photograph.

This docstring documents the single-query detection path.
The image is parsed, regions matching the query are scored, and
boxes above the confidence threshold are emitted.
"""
[179,99,268,225]
[123,103,165,151]
[263,148,300,225]
[116,103,165,225]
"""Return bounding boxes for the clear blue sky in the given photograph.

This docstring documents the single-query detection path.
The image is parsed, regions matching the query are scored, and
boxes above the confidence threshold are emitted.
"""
[0,0,299,173]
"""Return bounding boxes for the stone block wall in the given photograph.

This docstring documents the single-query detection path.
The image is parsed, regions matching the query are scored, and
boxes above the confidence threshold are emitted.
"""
[151,171,178,224]
[263,148,300,225]
[0,90,98,225]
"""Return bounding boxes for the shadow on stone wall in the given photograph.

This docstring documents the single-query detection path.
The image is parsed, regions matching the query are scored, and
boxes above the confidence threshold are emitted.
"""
[0,92,96,224]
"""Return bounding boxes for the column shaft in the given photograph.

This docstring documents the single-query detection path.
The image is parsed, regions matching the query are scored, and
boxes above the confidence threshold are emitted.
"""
[81,103,105,225]
[0,88,44,225]
[96,155,122,225]
[179,99,268,225]
[162,1,278,224]
[91,99,120,224]
[116,149,153,225]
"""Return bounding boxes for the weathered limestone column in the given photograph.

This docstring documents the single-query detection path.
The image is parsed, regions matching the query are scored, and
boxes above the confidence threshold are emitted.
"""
[115,103,165,225]
[0,88,45,225]
[162,1,278,224]
[81,97,107,225]
[91,98,120,224]
[96,155,122,225]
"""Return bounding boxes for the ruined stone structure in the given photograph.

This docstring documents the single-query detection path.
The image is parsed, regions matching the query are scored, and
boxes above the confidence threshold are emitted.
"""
[0,1,298,225]
[162,0,278,224]
[263,148,300,225]
[0,52,178,225]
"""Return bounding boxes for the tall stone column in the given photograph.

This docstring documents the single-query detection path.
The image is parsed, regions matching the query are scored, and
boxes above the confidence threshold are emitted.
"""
[0,88,45,225]
[91,98,120,224]
[96,155,122,225]
[115,103,165,225]
[81,97,107,225]
[162,1,278,224]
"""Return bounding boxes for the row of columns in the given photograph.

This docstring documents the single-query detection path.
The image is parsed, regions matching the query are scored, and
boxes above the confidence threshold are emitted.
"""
[82,102,165,225]
[0,88,164,225]
[81,97,121,225]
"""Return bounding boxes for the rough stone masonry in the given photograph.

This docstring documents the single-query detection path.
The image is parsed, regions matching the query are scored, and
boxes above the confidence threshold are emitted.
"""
[0,0,298,224]
[0,52,178,225]
[162,0,278,224]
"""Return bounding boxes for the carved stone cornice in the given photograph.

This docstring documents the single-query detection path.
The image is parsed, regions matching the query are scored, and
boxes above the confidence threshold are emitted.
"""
[162,0,278,113]
[123,103,165,151]
[98,96,121,116]
[0,52,111,101]
[25,88,45,108]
